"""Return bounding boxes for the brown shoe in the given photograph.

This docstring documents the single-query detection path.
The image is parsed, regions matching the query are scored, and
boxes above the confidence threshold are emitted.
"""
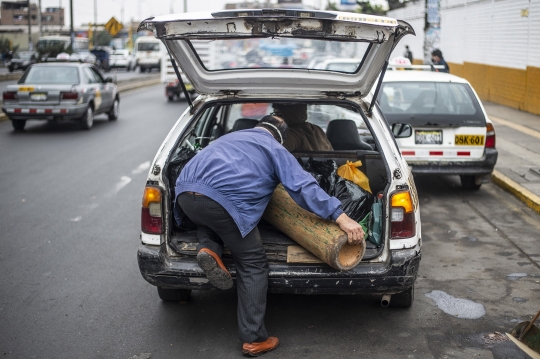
[242,337,279,357]
[196,248,233,290]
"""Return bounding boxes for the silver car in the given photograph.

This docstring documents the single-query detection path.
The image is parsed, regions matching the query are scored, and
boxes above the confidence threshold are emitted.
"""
[2,62,120,131]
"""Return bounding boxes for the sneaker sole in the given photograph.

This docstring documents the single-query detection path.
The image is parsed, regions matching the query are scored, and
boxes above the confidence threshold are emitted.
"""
[197,252,233,290]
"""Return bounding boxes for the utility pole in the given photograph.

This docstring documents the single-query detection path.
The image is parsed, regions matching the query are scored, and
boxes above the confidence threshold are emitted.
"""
[27,1,32,50]
[70,0,74,50]
[38,0,42,37]
[94,0,97,47]
[184,0,187,13]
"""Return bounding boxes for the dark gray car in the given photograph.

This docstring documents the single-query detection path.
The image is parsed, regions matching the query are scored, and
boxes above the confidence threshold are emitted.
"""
[2,62,119,131]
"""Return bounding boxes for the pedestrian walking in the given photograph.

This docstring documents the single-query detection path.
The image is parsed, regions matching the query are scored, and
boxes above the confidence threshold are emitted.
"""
[403,45,413,63]
[175,115,364,356]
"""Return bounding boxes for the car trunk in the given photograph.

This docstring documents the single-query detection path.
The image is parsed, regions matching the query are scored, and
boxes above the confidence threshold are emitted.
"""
[167,150,388,265]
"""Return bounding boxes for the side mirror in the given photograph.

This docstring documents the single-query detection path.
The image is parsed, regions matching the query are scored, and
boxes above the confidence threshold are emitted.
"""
[391,123,412,138]
[104,77,113,83]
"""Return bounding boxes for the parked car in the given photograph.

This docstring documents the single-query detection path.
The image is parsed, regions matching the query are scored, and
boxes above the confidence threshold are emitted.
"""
[7,51,38,72]
[109,49,135,71]
[376,69,498,189]
[137,10,422,307]
[2,62,120,131]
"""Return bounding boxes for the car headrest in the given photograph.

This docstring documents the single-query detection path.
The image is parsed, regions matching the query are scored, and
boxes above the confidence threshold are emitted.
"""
[326,119,373,151]
[231,118,259,132]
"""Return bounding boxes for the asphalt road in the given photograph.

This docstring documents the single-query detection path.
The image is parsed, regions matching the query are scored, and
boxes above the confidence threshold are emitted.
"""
[0,85,539,359]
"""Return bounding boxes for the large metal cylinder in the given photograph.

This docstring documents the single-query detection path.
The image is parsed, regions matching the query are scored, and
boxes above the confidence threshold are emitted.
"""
[263,184,365,271]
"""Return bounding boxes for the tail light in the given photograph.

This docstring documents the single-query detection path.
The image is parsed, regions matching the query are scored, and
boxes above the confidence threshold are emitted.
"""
[60,91,78,100]
[141,187,163,234]
[3,91,17,100]
[167,80,179,87]
[485,122,496,148]
[390,191,416,239]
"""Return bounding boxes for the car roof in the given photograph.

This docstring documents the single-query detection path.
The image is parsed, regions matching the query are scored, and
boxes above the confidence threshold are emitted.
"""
[383,70,469,84]
[32,62,88,68]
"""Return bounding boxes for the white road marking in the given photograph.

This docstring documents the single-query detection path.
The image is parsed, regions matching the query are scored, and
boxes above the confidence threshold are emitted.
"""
[132,161,151,175]
[107,176,132,197]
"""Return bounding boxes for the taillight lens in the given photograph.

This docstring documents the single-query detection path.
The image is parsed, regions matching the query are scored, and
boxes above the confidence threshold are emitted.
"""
[141,187,163,234]
[167,80,179,87]
[60,91,78,100]
[390,191,416,239]
[485,122,496,148]
[3,91,17,100]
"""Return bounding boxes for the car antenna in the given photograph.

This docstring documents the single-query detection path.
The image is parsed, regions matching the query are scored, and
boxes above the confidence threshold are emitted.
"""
[367,59,389,117]
[165,49,193,109]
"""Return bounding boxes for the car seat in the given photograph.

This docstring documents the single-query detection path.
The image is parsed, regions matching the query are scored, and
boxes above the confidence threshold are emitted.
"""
[231,118,259,132]
[326,119,373,151]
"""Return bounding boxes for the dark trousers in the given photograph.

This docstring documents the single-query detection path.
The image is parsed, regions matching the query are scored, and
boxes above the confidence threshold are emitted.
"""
[177,192,269,343]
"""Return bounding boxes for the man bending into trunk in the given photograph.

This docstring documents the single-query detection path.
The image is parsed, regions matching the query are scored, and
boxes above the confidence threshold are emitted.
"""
[175,115,363,356]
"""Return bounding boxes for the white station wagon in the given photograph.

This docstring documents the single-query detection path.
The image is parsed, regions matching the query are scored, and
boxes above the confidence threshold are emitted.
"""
[137,9,422,308]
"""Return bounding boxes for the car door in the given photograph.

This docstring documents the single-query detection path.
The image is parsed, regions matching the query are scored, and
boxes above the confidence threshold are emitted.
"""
[86,66,113,112]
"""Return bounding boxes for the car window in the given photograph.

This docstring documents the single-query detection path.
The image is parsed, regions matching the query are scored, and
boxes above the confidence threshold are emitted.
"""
[20,66,79,84]
[326,62,361,73]
[137,43,160,51]
[378,82,486,127]
[82,67,99,84]
[89,67,105,83]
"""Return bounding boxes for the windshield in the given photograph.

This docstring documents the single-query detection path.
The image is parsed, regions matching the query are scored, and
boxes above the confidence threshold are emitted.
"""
[20,66,79,84]
[188,38,369,73]
[378,82,486,127]
[14,52,34,60]
[138,43,160,51]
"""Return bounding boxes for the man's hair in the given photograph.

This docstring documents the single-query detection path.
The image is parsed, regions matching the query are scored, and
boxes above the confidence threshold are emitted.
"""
[272,103,308,127]
[431,49,443,58]
[255,115,289,144]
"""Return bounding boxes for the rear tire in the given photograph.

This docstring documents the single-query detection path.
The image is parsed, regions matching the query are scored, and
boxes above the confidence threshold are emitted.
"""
[389,285,414,308]
[460,175,481,190]
[157,287,192,302]
[11,120,26,131]
[108,98,120,121]
[167,95,174,102]
[79,106,94,130]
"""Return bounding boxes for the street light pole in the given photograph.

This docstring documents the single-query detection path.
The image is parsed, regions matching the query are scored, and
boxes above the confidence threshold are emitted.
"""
[184,0,187,13]
[27,1,32,50]
[38,0,42,37]
[93,0,97,47]
[70,0,74,50]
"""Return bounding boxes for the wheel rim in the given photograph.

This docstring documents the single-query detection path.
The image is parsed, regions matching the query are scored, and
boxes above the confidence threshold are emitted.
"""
[113,100,119,118]
[86,107,94,127]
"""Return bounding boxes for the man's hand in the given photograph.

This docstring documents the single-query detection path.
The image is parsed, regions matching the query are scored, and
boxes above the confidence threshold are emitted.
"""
[335,213,365,245]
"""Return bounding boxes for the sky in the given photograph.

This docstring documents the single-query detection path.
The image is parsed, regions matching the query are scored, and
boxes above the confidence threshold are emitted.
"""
[36,0,385,27]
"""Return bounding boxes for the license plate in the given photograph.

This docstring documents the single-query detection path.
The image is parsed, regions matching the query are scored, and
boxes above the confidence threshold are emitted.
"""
[455,135,485,146]
[184,83,193,91]
[30,93,47,101]
[18,87,34,92]
[415,130,442,145]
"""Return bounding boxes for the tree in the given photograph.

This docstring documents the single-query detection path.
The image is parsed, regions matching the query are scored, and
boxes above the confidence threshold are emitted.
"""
[94,31,113,47]
[326,1,339,11]
[355,1,386,15]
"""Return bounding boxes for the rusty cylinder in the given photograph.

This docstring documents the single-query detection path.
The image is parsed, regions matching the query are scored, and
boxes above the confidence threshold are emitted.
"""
[262,184,366,271]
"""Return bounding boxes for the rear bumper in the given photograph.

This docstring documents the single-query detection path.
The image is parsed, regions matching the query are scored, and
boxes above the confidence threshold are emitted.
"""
[137,244,421,295]
[408,148,498,175]
[2,103,87,121]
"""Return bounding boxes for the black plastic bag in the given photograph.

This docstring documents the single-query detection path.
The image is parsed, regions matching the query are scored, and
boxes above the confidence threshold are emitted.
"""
[304,158,374,222]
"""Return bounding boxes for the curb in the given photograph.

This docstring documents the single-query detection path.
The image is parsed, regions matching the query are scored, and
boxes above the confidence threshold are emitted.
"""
[0,78,161,123]
[492,169,540,214]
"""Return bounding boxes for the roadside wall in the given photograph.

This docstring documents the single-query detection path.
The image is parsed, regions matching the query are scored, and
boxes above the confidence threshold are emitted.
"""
[388,0,540,115]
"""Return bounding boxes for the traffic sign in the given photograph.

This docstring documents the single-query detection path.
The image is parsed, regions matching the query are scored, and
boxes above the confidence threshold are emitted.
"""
[105,17,123,37]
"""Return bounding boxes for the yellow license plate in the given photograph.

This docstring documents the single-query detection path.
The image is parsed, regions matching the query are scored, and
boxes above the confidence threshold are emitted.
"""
[455,134,485,146]
[18,87,35,92]
[184,83,193,91]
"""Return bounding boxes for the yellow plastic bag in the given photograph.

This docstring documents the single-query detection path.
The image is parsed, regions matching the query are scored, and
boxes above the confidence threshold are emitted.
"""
[337,160,372,194]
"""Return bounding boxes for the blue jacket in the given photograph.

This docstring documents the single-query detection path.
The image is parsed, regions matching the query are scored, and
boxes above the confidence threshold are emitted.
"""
[175,128,343,237]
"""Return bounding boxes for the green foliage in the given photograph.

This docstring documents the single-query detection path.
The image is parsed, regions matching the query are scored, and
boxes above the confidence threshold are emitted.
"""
[0,37,19,55]
[355,1,386,15]
[325,1,339,11]
[94,31,113,47]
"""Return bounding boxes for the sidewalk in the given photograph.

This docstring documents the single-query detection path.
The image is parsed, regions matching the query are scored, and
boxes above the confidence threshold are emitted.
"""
[483,101,540,213]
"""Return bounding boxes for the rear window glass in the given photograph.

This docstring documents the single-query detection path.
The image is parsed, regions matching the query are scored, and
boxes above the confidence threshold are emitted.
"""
[20,66,79,84]
[378,82,486,127]
[137,43,160,51]
[185,39,369,73]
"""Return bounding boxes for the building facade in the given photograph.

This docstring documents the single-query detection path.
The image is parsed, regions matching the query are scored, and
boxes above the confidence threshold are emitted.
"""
[388,0,540,115]
[1,1,64,26]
